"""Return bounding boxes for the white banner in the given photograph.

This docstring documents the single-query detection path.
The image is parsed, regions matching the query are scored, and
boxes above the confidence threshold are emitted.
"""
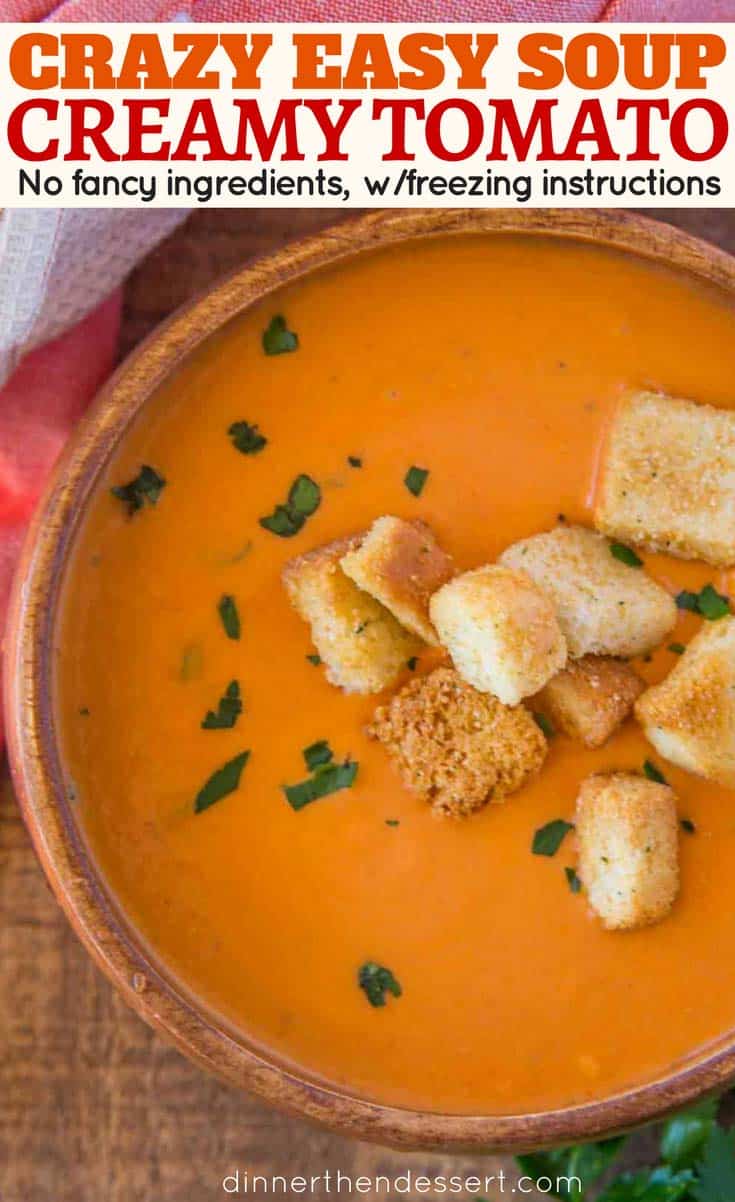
[0,23,732,208]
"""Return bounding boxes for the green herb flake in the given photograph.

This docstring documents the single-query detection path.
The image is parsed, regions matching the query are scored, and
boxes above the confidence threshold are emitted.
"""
[259,504,303,537]
[262,314,298,356]
[676,589,700,613]
[228,421,267,455]
[565,866,582,894]
[610,541,643,568]
[668,642,686,655]
[288,474,320,516]
[260,474,321,538]
[404,465,429,497]
[194,750,250,814]
[303,739,333,771]
[698,583,730,621]
[284,759,358,811]
[218,594,241,640]
[358,961,402,1007]
[202,681,242,730]
[78,706,90,717]
[532,818,574,857]
[385,819,400,827]
[111,465,166,516]
[644,758,667,785]
[306,653,322,666]
[676,585,730,620]
[533,712,555,738]
[406,656,419,671]
[681,818,697,835]
[348,456,363,468]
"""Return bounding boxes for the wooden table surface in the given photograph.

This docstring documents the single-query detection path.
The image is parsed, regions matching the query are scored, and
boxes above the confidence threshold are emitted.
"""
[3,209,734,1202]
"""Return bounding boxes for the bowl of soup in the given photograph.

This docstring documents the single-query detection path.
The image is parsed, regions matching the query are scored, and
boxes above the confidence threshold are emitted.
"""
[6,209,735,1151]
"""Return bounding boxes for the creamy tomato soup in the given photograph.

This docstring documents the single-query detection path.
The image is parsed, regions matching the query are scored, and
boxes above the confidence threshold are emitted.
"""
[55,234,735,1114]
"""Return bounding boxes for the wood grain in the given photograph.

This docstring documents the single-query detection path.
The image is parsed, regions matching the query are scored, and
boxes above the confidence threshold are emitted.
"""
[2,208,733,1202]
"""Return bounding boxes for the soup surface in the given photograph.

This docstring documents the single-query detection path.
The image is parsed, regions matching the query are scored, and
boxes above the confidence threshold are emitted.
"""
[56,233,735,1115]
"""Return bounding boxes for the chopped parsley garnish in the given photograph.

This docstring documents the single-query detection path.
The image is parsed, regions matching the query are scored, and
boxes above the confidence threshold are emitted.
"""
[676,590,700,613]
[385,819,400,827]
[532,819,574,857]
[284,740,358,810]
[290,474,321,513]
[676,584,730,620]
[262,314,298,355]
[681,818,697,834]
[194,750,250,814]
[698,583,730,620]
[533,712,555,738]
[306,653,322,666]
[348,456,363,468]
[78,706,90,717]
[260,474,321,538]
[111,465,166,515]
[610,541,643,568]
[228,421,267,455]
[218,594,241,640]
[565,866,582,893]
[259,506,302,537]
[406,656,419,671]
[283,759,359,811]
[358,962,402,1007]
[404,465,429,497]
[202,681,242,730]
[668,642,686,655]
[644,758,667,785]
[303,739,333,771]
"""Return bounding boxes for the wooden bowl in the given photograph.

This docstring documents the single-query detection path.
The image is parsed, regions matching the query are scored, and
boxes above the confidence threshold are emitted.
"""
[6,209,735,1153]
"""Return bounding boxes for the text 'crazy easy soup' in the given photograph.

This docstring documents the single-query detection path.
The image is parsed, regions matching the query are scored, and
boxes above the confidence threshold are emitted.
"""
[55,233,735,1115]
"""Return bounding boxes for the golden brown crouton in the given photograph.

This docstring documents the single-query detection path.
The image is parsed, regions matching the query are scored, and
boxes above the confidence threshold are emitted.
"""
[499,524,676,658]
[636,615,735,786]
[576,772,679,930]
[340,515,455,645]
[534,655,645,748]
[282,536,421,694]
[429,566,567,705]
[595,390,735,567]
[367,665,547,817]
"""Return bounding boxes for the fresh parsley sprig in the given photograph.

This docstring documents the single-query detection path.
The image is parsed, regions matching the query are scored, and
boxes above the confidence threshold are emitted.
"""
[517,1095,735,1201]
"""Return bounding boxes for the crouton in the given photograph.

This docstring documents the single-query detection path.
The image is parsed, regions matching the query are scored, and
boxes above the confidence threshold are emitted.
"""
[636,615,735,786]
[576,772,679,930]
[499,524,676,658]
[595,390,735,567]
[367,666,547,817]
[534,655,645,748]
[429,565,567,705]
[340,516,454,645]
[282,536,421,694]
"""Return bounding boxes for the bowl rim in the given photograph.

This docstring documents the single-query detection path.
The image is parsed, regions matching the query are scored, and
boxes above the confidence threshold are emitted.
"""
[6,207,735,1153]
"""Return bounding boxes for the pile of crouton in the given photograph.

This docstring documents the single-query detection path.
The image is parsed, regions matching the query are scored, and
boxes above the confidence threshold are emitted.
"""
[283,391,735,932]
